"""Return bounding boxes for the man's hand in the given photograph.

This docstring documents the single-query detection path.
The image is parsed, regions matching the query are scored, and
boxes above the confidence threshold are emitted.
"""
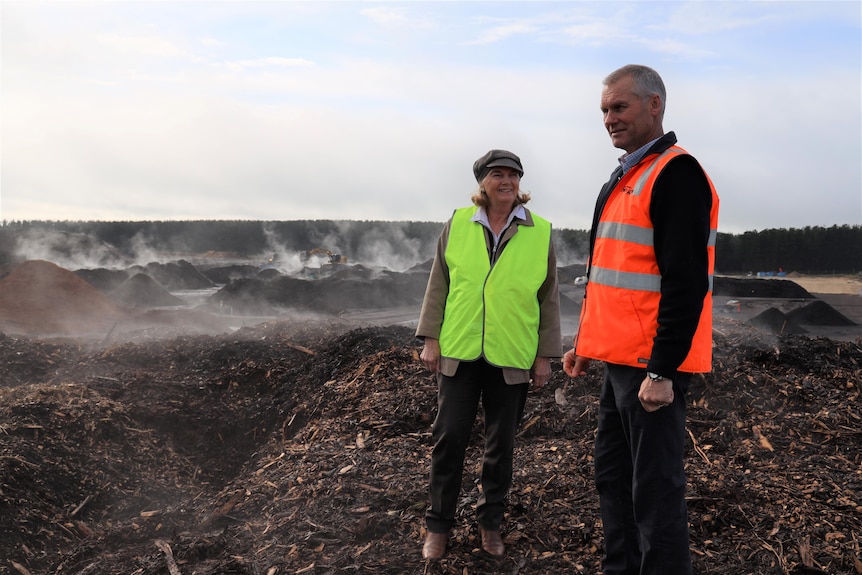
[563,349,590,378]
[638,376,674,412]
[420,338,440,373]
[530,357,552,390]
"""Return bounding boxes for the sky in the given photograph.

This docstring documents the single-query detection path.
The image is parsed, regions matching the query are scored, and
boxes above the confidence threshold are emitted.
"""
[1,1,860,234]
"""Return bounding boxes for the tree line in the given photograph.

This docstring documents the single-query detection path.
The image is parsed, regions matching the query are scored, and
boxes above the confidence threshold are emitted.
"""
[1,220,860,274]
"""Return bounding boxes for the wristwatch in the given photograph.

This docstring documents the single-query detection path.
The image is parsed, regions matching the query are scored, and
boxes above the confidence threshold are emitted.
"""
[647,372,667,382]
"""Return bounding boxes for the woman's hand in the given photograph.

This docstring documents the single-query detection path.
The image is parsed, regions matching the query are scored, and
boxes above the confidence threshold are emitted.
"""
[530,357,552,390]
[420,338,441,373]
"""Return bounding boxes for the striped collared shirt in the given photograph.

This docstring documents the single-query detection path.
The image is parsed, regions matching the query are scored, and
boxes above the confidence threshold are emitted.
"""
[619,135,663,174]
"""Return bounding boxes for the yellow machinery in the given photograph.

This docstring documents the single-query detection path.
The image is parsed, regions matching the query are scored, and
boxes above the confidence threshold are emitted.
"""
[302,248,347,264]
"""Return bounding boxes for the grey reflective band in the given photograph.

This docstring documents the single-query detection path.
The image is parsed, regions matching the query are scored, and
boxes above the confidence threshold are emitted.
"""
[591,146,719,294]
[590,265,715,293]
[631,149,678,196]
[598,221,717,249]
[590,265,662,292]
[596,221,653,246]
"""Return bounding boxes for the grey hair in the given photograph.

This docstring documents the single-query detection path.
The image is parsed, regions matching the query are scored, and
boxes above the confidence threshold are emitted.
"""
[604,64,666,119]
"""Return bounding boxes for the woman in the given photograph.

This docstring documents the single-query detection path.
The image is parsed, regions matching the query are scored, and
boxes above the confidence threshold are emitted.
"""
[416,149,562,560]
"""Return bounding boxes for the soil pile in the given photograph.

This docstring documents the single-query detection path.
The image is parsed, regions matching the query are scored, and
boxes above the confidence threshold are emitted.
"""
[714,276,814,299]
[137,260,215,291]
[714,276,859,336]
[787,300,857,326]
[73,268,131,293]
[110,273,185,308]
[0,260,128,336]
[0,261,231,339]
[6,260,856,339]
[197,263,262,285]
[748,307,809,335]
[206,265,431,316]
[1,317,861,575]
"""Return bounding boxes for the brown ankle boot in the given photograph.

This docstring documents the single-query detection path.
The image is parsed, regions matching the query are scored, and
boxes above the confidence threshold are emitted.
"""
[479,527,505,557]
[422,531,448,559]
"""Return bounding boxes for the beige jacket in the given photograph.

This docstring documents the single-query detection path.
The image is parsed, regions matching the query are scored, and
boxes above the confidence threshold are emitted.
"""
[415,208,563,384]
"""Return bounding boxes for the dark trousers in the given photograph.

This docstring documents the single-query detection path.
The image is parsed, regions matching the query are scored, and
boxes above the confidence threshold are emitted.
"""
[425,359,528,534]
[595,363,693,575]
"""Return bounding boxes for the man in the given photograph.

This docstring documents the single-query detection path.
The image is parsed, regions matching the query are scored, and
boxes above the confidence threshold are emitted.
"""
[563,64,719,574]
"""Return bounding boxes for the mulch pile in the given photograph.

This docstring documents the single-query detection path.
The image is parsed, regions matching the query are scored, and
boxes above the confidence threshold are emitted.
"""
[0,261,127,336]
[0,261,861,575]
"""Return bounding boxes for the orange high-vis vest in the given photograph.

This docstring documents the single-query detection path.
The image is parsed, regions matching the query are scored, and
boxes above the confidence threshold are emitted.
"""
[576,146,719,373]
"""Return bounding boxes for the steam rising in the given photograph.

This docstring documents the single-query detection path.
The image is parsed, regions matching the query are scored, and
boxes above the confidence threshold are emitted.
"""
[10,221,443,273]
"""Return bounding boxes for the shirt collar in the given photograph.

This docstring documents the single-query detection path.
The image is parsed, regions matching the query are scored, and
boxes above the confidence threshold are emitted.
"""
[472,204,526,228]
[619,135,662,174]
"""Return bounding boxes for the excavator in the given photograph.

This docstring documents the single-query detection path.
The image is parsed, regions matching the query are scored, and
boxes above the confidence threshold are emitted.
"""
[301,248,348,265]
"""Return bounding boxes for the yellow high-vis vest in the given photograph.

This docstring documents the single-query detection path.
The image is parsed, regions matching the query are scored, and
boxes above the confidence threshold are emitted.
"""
[439,207,551,370]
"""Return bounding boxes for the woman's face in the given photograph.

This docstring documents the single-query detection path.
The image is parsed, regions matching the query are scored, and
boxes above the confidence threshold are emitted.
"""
[482,167,521,210]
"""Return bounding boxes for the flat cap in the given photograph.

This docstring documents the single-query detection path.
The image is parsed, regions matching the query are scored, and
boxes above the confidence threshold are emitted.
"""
[473,149,524,182]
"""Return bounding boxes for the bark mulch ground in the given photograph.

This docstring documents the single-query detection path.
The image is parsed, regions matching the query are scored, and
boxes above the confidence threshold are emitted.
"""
[1,260,861,574]
[1,315,861,575]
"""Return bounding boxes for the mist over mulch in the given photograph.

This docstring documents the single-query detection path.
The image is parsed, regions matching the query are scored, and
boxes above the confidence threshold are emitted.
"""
[1,260,861,575]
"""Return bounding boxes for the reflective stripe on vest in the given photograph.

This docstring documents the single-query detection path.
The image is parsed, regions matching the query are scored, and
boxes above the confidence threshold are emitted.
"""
[590,265,715,293]
[577,146,719,373]
[439,206,551,370]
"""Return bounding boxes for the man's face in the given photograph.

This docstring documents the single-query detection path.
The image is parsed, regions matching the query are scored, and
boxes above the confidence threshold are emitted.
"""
[600,75,662,154]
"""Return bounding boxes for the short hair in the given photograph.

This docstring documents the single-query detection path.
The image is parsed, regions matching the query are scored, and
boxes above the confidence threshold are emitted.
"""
[604,64,666,119]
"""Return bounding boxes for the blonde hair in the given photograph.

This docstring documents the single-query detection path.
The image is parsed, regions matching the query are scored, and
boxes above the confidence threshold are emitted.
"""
[470,185,532,208]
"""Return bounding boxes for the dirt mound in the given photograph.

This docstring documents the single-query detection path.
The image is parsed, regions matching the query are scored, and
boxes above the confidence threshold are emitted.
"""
[1,319,860,575]
[74,268,131,292]
[135,260,215,291]
[0,261,232,338]
[110,273,186,308]
[748,307,808,334]
[715,276,813,298]
[198,264,262,285]
[786,300,857,326]
[208,267,429,316]
[0,260,128,336]
[256,267,282,280]
[746,299,857,335]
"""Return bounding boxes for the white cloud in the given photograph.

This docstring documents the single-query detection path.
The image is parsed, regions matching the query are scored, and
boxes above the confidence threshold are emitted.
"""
[360,5,433,30]
[467,22,541,45]
[1,1,859,233]
[95,33,196,59]
[222,57,316,72]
